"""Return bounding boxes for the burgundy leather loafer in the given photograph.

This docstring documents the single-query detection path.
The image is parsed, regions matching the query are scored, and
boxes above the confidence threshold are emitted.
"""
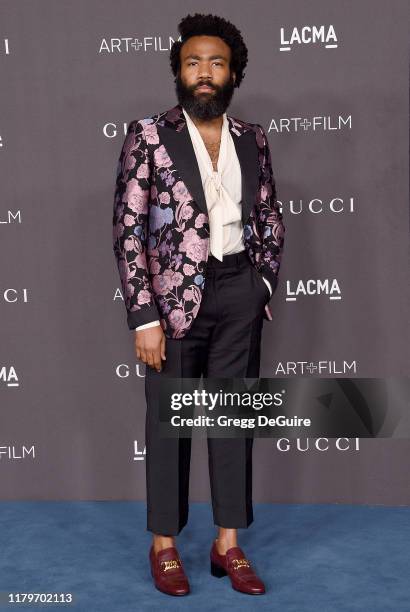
[149,545,190,596]
[210,540,266,595]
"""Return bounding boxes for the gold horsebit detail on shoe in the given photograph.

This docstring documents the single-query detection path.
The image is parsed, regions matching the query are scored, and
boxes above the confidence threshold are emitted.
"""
[160,559,181,572]
[231,558,250,570]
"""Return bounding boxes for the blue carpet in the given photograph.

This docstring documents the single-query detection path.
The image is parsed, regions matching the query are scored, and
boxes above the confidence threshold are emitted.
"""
[0,502,409,611]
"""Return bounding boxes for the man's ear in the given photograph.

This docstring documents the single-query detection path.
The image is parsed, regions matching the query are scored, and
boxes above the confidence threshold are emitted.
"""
[232,71,236,85]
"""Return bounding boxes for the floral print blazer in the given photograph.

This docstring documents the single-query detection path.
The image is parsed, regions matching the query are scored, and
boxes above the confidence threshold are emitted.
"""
[112,103,285,339]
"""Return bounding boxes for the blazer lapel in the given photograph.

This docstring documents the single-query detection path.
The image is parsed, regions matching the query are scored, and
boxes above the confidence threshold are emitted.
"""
[156,104,260,225]
[234,128,260,225]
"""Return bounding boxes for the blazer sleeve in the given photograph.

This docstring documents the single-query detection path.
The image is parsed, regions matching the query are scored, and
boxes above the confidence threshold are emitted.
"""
[255,123,285,295]
[112,120,161,330]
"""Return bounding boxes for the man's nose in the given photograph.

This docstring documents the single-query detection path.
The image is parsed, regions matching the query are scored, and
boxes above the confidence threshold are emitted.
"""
[198,67,212,79]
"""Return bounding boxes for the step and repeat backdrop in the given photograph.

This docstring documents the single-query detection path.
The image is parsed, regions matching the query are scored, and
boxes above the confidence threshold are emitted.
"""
[1,1,409,505]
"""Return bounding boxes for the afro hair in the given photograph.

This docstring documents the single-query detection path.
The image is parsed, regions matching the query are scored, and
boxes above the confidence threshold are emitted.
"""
[170,13,248,88]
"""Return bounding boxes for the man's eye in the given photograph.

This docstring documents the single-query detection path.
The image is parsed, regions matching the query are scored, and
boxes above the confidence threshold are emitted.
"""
[187,61,222,66]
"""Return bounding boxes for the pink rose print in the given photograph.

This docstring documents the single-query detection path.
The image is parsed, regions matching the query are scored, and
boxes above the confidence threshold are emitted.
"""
[182,263,195,276]
[195,213,208,228]
[123,214,135,227]
[124,236,137,252]
[152,274,171,295]
[158,192,170,204]
[151,269,184,295]
[124,155,136,172]
[149,259,161,274]
[135,252,148,269]
[113,105,284,339]
[154,145,173,168]
[179,202,194,221]
[179,228,208,263]
[143,123,159,145]
[173,181,192,205]
[168,270,184,287]
[136,162,150,180]
[183,289,194,301]
[124,178,148,213]
[169,309,187,329]
[137,289,152,305]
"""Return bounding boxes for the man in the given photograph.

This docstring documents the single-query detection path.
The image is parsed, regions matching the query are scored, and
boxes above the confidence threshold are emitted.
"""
[112,13,285,596]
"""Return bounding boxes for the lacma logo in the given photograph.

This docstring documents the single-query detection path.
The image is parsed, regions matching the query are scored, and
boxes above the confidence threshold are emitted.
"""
[0,366,19,388]
[286,279,342,302]
[0,211,22,224]
[134,440,146,461]
[280,25,338,51]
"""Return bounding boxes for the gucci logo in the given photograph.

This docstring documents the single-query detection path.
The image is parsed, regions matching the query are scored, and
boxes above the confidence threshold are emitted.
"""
[160,559,180,571]
[231,558,250,570]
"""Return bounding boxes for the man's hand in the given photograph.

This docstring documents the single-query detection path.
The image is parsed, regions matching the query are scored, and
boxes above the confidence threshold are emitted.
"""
[135,326,166,372]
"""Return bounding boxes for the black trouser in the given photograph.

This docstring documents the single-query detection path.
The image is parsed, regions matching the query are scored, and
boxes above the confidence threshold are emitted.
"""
[144,250,269,535]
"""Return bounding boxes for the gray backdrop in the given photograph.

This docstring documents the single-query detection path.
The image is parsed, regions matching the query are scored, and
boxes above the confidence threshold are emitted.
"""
[1,0,409,505]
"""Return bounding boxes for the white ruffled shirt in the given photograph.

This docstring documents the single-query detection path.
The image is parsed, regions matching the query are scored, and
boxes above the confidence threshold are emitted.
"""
[183,106,244,260]
[134,107,271,331]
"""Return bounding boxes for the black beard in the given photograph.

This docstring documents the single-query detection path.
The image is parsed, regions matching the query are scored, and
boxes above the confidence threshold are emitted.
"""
[175,72,235,120]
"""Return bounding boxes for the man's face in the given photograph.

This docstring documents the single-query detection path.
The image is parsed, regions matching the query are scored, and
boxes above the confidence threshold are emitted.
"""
[175,35,236,120]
